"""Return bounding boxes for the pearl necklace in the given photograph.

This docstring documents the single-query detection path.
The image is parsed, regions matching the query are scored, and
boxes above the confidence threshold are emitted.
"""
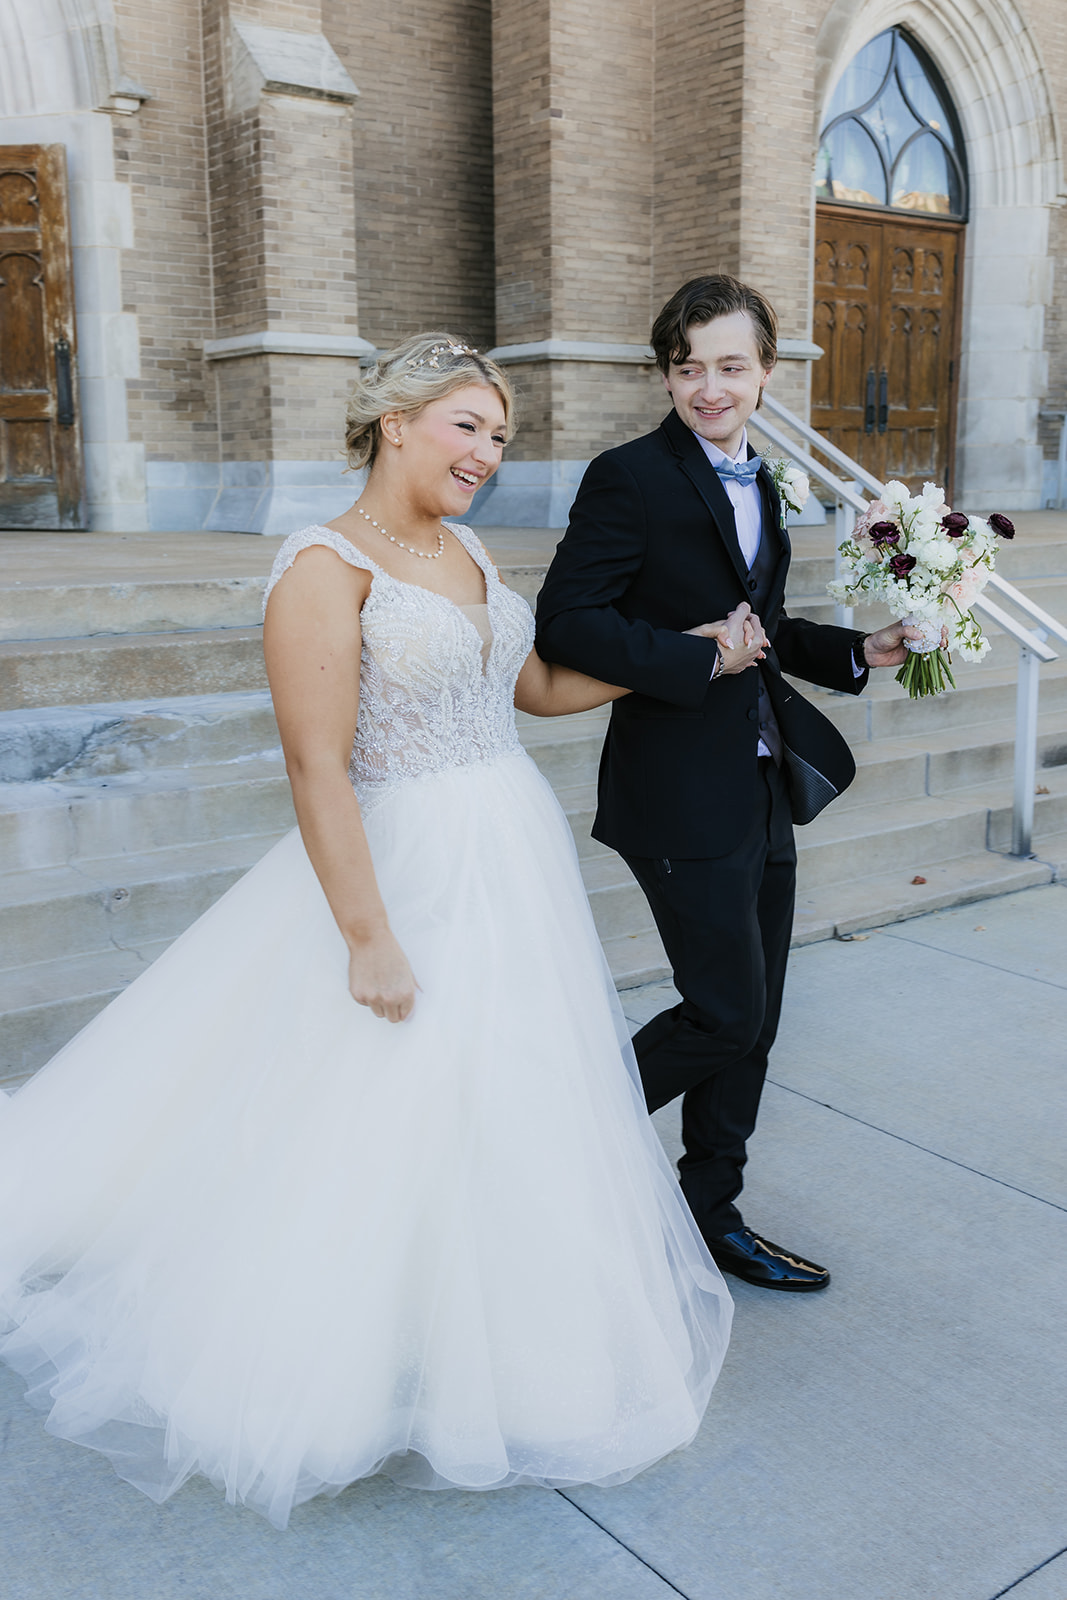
[355,506,446,560]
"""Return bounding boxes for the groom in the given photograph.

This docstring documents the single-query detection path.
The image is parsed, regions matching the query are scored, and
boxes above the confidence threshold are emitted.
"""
[536,275,916,1291]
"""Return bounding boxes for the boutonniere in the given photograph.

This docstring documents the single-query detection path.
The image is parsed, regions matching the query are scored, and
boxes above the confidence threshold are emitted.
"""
[762,457,810,527]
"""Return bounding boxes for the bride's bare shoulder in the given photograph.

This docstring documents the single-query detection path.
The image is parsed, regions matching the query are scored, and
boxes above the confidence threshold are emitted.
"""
[264,526,374,614]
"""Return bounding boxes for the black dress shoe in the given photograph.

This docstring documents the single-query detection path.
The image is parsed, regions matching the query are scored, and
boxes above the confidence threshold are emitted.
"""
[707,1228,830,1291]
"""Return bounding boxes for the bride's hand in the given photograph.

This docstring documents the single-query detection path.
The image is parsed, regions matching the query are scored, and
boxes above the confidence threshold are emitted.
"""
[347,929,419,1023]
[685,602,767,672]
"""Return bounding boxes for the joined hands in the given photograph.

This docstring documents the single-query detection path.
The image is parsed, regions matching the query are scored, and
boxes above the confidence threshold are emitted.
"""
[685,602,768,675]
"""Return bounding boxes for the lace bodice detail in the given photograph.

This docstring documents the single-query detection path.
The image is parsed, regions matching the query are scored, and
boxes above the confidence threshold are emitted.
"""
[264,523,535,809]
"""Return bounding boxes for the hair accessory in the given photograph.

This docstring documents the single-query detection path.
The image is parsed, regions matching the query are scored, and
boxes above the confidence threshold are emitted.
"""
[408,341,480,371]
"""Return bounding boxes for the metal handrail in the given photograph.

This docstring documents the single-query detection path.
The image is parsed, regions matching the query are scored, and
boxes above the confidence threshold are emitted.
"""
[762,392,885,498]
[985,571,1067,647]
[751,392,1063,858]
[746,408,865,630]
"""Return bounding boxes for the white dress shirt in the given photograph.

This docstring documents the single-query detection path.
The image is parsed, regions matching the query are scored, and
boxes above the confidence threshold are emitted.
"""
[695,428,763,567]
[693,426,865,719]
[693,428,773,755]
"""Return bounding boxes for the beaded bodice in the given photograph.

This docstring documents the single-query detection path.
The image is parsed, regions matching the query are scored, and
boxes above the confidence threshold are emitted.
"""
[264,523,535,810]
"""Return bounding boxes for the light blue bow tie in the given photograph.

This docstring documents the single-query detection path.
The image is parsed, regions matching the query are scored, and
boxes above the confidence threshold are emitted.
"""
[713,455,761,487]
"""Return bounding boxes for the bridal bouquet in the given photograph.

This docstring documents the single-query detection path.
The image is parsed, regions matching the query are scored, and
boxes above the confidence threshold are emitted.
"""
[828,480,1015,698]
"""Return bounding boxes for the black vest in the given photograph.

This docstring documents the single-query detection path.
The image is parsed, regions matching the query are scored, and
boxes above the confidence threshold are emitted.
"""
[743,502,784,766]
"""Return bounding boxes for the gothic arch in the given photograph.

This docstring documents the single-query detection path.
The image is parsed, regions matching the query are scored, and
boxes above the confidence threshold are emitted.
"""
[814,0,1064,508]
[816,0,1062,210]
[0,0,143,119]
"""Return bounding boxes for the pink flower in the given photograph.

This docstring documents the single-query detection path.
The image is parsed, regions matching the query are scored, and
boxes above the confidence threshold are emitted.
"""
[853,500,888,540]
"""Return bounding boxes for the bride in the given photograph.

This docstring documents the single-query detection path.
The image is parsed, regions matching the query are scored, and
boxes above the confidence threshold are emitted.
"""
[0,334,733,1530]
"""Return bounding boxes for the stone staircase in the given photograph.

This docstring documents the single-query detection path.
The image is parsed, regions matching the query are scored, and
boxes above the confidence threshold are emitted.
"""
[2,517,1065,1086]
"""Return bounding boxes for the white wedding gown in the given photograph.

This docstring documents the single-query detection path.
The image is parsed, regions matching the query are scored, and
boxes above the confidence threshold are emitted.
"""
[0,523,732,1529]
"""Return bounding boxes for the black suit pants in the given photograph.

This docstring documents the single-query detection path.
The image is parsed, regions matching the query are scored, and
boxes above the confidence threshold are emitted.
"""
[622,759,796,1240]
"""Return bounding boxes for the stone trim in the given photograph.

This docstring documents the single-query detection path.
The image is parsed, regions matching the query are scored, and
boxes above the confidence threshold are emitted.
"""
[230,22,359,108]
[203,331,376,362]
[487,338,822,366]
[778,340,824,361]
[145,460,362,536]
[488,340,656,366]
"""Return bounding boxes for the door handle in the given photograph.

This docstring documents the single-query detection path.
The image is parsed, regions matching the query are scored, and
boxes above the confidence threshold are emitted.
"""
[55,337,75,428]
[878,368,888,434]
[864,368,876,434]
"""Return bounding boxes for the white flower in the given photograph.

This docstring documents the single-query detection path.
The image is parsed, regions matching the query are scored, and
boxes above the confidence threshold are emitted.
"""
[919,482,949,517]
[924,538,959,575]
[781,465,809,512]
[956,631,991,662]
[763,457,811,516]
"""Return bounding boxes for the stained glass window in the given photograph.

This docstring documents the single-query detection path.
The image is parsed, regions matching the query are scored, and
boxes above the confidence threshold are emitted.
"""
[816,29,967,218]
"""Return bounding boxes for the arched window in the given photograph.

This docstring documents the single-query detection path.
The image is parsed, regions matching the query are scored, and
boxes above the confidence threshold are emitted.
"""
[816,29,967,219]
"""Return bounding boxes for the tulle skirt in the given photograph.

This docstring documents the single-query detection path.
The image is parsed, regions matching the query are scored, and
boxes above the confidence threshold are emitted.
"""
[0,750,732,1528]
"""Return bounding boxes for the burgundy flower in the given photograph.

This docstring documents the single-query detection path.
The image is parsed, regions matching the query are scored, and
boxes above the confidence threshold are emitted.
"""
[941,512,970,538]
[869,521,900,547]
[989,513,1015,540]
[888,552,917,579]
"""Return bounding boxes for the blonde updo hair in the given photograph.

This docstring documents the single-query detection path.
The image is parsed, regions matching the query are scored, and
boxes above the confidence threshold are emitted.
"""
[344,332,516,471]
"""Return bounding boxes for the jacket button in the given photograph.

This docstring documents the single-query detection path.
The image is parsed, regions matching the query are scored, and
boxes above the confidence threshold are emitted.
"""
[747,708,758,721]
[748,578,758,591]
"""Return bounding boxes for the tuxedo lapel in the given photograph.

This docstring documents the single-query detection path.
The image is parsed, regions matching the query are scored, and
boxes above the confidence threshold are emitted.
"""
[661,412,751,592]
[756,463,790,614]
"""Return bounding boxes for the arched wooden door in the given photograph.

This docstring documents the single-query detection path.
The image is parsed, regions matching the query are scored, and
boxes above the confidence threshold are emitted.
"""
[0,145,85,529]
[811,29,966,497]
[812,205,963,493]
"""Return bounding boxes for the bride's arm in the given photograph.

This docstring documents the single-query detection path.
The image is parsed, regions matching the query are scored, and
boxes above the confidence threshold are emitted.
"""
[513,646,631,717]
[263,547,416,1023]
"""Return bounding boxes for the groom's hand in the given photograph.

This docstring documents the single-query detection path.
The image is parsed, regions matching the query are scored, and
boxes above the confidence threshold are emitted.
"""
[861,620,949,668]
[686,603,767,675]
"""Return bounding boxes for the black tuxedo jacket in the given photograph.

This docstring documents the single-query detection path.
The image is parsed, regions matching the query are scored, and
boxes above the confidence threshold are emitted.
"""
[535,408,869,858]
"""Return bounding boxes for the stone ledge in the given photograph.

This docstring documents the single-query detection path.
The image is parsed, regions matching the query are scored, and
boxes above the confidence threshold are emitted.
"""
[203,331,374,362]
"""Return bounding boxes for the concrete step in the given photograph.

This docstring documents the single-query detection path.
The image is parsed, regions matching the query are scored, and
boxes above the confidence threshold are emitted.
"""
[842,713,1067,807]
[517,706,610,789]
[804,657,1067,743]
[795,792,989,890]
[0,832,285,969]
[0,628,268,711]
[792,848,1055,944]
[0,553,546,646]
[603,926,670,991]
[0,757,293,873]
[0,691,280,783]
[0,577,268,642]
[979,762,1067,851]
[580,851,658,943]
[796,763,1067,893]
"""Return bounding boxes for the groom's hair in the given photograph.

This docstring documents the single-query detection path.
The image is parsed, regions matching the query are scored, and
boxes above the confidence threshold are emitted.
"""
[651,275,779,380]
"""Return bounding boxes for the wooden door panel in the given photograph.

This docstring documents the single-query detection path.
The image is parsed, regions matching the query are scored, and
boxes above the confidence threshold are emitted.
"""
[0,145,85,529]
[812,203,961,497]
[881,223,957,488]
[811,214,886,480]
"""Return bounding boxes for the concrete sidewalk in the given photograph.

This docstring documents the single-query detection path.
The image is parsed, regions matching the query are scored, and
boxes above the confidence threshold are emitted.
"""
[2,884,1065,1600]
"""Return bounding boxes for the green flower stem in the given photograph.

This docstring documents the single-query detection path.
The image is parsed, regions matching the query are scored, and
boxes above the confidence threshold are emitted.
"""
[896,647,956,698]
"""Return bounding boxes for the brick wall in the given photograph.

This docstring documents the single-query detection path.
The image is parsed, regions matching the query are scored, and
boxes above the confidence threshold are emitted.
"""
[112,0,217,463]
[99,0,1067,493]
[326,0,496,351]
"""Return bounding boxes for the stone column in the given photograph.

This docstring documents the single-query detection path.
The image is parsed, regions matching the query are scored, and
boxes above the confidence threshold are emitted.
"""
[484,0,662,524]
[200,0,372,532]
[654,0,820,421]
[483,0,821,527]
